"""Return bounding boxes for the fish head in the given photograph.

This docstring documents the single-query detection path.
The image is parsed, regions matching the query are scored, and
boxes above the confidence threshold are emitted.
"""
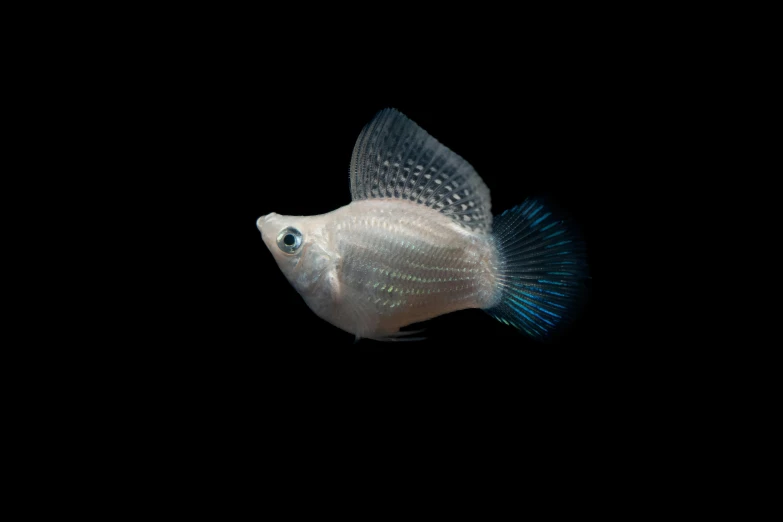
[257,212,334,296]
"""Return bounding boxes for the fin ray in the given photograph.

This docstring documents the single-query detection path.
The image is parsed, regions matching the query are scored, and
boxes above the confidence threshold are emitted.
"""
[350,108,492,233]
[484,198,589,341]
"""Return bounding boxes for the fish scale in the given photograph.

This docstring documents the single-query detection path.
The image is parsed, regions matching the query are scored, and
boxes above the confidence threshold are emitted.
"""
[334,200,497,326]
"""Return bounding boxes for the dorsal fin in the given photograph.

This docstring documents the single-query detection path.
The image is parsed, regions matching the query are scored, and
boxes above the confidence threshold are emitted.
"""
[349,108,492,233]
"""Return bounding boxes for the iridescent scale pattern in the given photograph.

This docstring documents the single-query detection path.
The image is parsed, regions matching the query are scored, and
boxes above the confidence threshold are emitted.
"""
[327,199,497,337]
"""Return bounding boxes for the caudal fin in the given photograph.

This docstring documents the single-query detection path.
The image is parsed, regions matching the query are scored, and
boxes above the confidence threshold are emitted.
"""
[484,198,589,341]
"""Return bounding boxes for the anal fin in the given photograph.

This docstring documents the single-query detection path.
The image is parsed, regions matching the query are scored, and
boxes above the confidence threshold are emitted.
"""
[366,328,427,343]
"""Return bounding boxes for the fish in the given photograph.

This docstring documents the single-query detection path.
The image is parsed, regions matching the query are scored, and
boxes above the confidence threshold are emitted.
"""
[257,108,589,342]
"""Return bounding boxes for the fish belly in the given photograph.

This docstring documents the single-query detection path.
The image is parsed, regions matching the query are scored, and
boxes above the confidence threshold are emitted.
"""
[329,199,498,338]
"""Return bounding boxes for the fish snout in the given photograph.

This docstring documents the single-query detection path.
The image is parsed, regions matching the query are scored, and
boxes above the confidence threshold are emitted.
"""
[257,213,279,235]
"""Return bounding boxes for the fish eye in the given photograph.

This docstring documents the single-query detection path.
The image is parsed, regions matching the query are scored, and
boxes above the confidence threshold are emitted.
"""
[276,227,303,254]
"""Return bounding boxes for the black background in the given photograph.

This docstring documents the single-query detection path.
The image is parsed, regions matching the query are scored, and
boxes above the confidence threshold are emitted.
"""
[49,16,716,484]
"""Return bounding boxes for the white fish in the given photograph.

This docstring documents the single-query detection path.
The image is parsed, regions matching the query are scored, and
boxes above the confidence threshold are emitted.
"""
[257,109,588,342]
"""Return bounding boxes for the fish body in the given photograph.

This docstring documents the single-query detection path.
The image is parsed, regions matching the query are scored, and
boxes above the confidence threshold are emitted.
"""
[258,109,588,342]
[259,199,499,340]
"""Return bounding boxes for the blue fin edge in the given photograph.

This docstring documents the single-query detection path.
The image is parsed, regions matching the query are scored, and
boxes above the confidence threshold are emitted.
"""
[484,197,589,342]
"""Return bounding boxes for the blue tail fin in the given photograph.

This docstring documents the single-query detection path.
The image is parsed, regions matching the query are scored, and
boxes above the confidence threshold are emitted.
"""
[484,198,589,342]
